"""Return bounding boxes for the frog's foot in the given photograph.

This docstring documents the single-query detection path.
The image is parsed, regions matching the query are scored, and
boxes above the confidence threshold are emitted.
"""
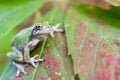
[51,23,63,37]
[26,55,44,67]
[12,62,27,76]
[53,23,63,32]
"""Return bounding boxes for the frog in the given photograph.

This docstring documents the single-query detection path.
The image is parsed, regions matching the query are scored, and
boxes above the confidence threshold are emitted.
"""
[7,22,63,76]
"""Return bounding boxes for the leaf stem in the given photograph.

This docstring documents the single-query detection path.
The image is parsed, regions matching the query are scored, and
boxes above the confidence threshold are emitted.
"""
[39,37,47,58]
[31,38,47,80]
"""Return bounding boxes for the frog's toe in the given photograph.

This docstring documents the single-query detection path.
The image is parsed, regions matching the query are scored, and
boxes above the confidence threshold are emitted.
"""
[53,23,61,28]
[55,29,63,32]
[50,31,54,37]
[34,58,44,62]
[52,24,63,32]
[31,60,37,68]
[16,68,20,76]
[32,54,39,59]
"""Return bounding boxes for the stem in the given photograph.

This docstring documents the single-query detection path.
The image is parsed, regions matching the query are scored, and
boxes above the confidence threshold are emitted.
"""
[39,37,47,58]
[31,38,47,80]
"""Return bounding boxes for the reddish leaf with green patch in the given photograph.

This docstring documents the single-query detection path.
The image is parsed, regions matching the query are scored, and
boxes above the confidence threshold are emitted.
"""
[65,5,120,80]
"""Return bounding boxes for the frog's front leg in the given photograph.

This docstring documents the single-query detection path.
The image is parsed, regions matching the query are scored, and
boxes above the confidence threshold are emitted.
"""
[24,40,44,67]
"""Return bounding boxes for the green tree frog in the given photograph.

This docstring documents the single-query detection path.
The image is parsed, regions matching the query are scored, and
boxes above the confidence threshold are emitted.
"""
[7,22,63,76]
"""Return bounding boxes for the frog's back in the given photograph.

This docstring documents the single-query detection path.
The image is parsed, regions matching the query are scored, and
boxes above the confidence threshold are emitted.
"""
[11,26,34,48]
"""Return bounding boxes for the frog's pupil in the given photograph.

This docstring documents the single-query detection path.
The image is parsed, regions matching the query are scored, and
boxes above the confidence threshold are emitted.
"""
[37,25,41,30]
[38,26,40,28]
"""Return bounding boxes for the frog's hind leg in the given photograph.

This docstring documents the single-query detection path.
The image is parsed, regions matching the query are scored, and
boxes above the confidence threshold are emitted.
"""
[12,61,27,76]
[24,40,44,67]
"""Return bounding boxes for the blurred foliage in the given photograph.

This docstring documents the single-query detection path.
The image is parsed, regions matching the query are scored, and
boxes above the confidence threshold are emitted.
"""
[65,4,120,79]
[105,0,120,6]
[0,0,46,40]
[1,0,120,80]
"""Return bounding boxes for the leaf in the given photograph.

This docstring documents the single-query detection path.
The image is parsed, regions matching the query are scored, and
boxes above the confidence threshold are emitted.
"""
[0,63,16,80]
[0,0,46,40]
[1,8,74,80]
[24,8,74,80]
[77,0,110,9]
[105,0,120,6]
[65,4,120,80]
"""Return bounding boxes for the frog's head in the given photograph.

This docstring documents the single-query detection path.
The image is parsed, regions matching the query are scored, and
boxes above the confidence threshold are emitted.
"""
[31,23,51,36]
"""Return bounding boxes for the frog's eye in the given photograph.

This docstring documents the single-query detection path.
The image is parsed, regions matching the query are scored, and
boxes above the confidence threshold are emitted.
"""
[36,25,43,30]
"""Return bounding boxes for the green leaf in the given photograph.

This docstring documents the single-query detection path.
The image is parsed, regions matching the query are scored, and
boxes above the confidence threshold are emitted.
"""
[0,63,16,80]
[0,0,46,40]
[1,8,74,80]
[23,9,74,80]
[65,5,120,80]
[105,0,120,6]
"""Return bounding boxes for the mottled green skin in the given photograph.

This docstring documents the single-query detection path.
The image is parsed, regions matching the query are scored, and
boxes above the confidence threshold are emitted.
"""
[7,26,35,61]
[11,26,34,48]
[8,22,50,61]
